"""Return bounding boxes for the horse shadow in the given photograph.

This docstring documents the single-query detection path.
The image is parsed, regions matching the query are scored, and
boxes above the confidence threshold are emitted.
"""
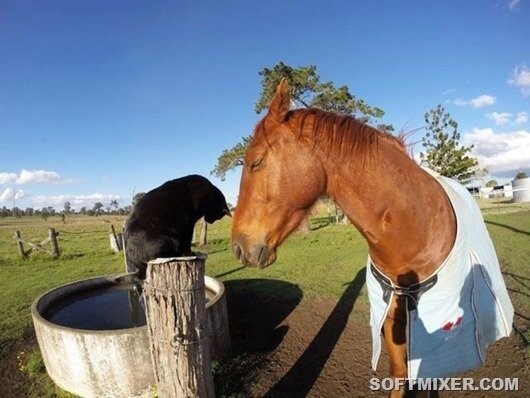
[265,268,366,397]
[213,278,303,396]
[485,220,530,236]
[224,278,304,352]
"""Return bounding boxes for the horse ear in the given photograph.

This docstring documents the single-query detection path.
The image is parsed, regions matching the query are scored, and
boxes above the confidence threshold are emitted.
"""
[268,77,290,123]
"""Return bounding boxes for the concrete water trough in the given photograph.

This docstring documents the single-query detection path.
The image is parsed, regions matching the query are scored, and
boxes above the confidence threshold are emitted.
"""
[31,273,229,398]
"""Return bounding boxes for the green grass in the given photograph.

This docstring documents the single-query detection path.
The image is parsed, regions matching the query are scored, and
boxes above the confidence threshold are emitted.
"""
[203,216,370,301]
[0,215,125,353]
[477,197,530,215]
[481,211,530,343]
[0,209,528,396]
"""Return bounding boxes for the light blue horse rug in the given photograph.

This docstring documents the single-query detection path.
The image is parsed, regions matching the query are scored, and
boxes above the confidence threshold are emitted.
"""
[366,175,514,379]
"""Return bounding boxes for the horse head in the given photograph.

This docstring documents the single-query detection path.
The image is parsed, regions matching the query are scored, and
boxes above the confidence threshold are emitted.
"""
[231,79,326,267]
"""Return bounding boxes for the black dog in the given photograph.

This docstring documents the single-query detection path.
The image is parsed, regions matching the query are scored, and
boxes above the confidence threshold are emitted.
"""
[123,175,230,279]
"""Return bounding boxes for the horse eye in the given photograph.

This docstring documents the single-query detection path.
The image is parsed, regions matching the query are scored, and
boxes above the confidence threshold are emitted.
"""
[250,158,263,171]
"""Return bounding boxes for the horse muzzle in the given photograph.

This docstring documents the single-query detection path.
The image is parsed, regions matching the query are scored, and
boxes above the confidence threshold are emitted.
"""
[232,235,275,268]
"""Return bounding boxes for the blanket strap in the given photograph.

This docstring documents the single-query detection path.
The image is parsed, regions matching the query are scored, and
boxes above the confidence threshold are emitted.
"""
[370,263,438,311]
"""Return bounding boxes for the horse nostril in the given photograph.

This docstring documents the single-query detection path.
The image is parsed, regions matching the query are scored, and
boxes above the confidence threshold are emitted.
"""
[232,243,242,259]
[256,244,269,267]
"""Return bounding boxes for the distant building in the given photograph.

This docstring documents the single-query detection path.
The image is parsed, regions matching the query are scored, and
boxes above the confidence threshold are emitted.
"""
[467,182,513,199]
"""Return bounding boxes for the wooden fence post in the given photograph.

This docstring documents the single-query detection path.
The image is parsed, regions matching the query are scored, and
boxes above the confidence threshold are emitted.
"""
[199,218,207,246]
[109,224,123,252]
[14,231,26,258]
[144,254,214,398]
[49,228,60,258]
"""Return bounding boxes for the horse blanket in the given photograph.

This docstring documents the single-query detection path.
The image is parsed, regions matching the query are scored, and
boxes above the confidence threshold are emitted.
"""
[367,175,514,379]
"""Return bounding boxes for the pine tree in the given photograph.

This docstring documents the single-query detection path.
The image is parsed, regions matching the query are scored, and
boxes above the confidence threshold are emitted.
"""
[420,104,478,183]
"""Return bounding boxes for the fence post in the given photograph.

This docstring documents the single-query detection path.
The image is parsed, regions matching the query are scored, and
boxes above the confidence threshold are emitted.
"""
[14,231,26,258]
[144,254,214,398]
[49,228,60,258]
[109,224,123,252]
[199,218,207,246]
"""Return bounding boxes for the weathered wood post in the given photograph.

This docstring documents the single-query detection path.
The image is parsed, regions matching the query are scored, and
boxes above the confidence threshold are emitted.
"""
[144,254,215,397]
[14,231,26,258]
[109,224,123,252]
[49,228,60,258]
[199,218,207,246]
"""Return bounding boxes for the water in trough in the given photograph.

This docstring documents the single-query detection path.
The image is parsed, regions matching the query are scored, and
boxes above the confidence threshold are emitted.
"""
[43,283,215,330]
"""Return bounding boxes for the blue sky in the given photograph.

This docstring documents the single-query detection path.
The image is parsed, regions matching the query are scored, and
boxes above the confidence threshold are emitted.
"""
[1,0,529,210]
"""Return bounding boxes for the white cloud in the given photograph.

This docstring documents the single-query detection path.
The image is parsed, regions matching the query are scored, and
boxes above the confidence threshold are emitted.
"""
[462,128,530,176]
[471,95,497,108]
[0,188,27,204]
[442,88,456,95]
[486,111,528,126]
[16,169,63,184]
[0,172,18,185]
[487,112,512,125]
[508,64,530,96]
[0,169,70,185]
[515,111,528,125]
[453,95,496,108]
[31,193,121,210]
[508,0,522,11]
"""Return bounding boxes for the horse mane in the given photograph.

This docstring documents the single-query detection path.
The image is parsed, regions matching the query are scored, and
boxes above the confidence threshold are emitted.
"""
[292,108,407,162]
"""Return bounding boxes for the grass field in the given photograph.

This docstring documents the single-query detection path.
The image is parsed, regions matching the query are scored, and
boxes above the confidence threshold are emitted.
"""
[0,207,528,396]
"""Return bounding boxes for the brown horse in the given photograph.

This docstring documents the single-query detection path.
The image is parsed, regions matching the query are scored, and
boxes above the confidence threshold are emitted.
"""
[231,79,457,396]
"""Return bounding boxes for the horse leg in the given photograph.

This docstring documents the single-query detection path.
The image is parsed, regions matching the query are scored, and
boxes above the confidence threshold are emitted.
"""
[382,295,436,398]
[382,295,408,398]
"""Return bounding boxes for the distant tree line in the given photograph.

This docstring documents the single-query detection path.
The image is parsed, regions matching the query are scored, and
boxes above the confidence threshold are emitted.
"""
[0,192,152,219]
[0,199,133,219]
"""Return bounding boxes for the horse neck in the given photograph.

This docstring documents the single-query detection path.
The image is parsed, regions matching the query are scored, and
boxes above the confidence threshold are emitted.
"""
[320,139,456,284]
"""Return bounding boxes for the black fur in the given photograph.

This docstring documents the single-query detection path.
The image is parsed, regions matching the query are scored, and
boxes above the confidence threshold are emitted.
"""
[123,175,230,279]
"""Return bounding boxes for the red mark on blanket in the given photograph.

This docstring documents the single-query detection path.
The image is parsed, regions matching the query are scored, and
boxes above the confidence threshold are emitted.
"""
[442,316,463,331]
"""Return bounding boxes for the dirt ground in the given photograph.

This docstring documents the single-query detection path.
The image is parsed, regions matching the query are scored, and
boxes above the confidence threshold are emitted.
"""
[1,275,528,397]
[216,276,529,397]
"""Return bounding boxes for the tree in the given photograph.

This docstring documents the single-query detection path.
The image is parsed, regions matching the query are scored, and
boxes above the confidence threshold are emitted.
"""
[515,171,528,179]
[471,160,489,187]
[0,206,9,218]
[420,104,478,183]
[63,201,72,215]
[212,136,252,180]
[93,202,104,216]
[132,193,145,207]
[41,207,49,221]
[485,180,498,188]
[12,207,22,218]
[211,62,391,180]
[110,199,119,213]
